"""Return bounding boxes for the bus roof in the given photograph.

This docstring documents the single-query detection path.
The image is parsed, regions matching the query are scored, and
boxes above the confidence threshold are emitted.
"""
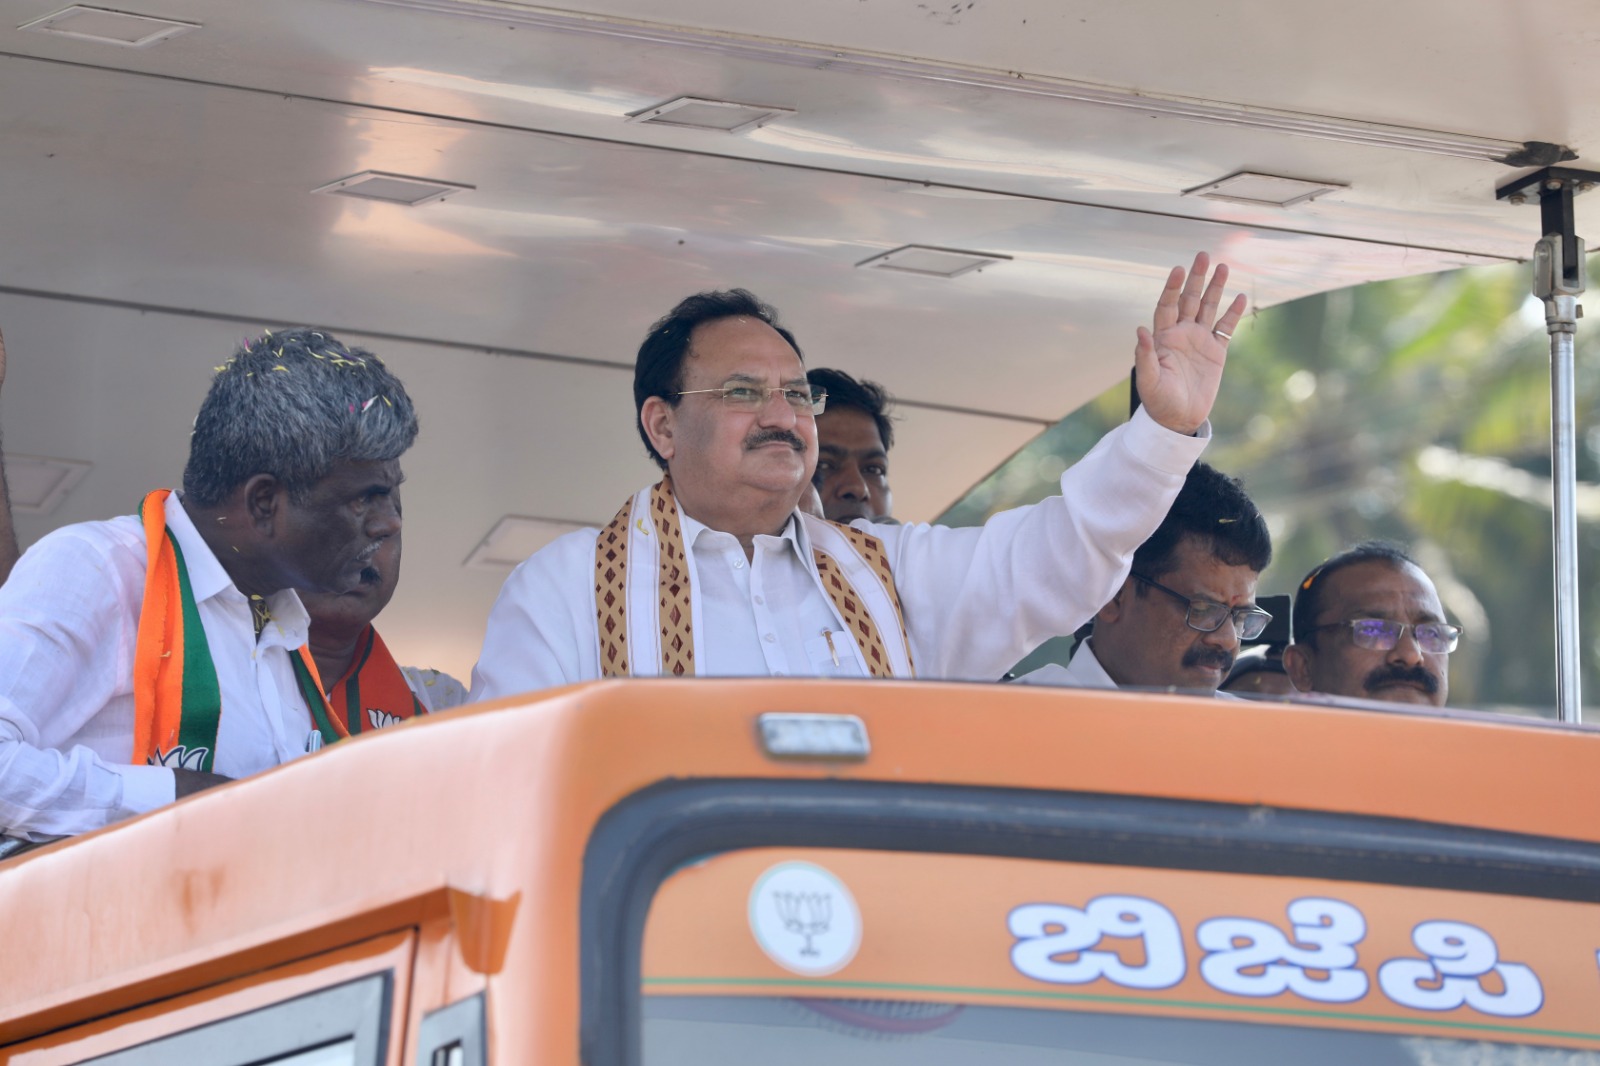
[2,680,1599,1053]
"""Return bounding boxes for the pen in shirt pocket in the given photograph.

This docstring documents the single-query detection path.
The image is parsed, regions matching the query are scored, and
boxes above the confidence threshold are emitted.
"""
[821,629,840,667]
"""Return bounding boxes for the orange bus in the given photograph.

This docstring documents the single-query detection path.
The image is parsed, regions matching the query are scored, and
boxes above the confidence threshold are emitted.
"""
[3,680,1599,1064]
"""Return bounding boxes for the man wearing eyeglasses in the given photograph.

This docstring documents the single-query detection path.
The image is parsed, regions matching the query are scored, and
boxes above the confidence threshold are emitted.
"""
[472,256,1246,694]
[1017,462,1272,693]
[1283,543,1457,707]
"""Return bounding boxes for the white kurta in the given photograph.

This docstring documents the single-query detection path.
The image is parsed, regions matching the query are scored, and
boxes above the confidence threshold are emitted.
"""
[1015,639,1118,689]
[0,492,316,841]
[471,407,1208,699]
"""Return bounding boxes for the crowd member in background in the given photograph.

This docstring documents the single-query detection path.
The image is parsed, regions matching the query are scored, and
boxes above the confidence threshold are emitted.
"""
[1219,593,1293,697]
[298,531,466,734]
[0,328,417,848]
[1283,542,1458,707]
[0,321,19,585]
[1017,462,1272,694]
[807,367,895,524]
[472,252,1245,694]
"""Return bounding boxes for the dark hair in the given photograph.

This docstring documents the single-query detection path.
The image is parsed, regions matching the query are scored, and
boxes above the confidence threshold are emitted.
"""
[182,328,419,506]
[633,289,802,469]
[1292,540,1419,646]
[806,367,895,451]
[1130,462,1272,585]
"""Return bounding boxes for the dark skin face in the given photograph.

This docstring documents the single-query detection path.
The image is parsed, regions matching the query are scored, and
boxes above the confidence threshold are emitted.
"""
[275,459,404,596]
[299,526,402,684]
[1283,559,1449,707]
[185,459,404,600]
[1090,534,1262,692]
[813,406,893,524]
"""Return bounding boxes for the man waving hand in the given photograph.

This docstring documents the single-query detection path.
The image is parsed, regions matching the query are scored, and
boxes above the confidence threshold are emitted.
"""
[473,253,1244,693]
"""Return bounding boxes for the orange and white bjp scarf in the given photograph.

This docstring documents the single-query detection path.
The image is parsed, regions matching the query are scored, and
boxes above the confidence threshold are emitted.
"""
[594,478,914,678]
[132,489,225,771]
[133,490,421,770]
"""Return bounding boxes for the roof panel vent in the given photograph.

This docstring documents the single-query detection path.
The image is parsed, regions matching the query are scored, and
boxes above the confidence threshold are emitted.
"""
[465,515,593,569]
[857,245,1011,279]
[4,455,91,515]
[1184,171,1346,208]
[312,171,474,206]
[18,6,199,46]
[628,96,794,134]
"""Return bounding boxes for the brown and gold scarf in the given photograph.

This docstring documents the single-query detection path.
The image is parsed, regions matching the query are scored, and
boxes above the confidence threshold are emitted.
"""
[594,478,914,678]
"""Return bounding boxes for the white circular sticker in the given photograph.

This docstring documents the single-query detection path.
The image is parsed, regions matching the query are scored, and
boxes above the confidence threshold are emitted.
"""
[748,861,862,976]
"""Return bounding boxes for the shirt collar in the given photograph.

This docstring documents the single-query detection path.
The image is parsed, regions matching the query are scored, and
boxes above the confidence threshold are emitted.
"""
[163,491,235,604]
[1068,639,1121,689]
[680,509,804,554]
[163,491,311,645]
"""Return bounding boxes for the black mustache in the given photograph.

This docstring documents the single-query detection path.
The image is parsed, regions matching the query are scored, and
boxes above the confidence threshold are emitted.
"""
[1182,645,1235,673]
[745,429,805,451]
[1363,663,1439,695]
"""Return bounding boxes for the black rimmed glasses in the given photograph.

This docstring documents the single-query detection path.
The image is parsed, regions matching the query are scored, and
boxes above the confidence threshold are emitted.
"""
[675,383,828,415]
[1131,572,1273,640]
[1312,619,1463,654]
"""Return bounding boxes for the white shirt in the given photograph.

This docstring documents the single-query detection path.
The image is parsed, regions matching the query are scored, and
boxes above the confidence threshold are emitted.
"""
[0,492,315,841]
[401,667,468,712]
[1015,639,1117,689]
[472,408,1207,698]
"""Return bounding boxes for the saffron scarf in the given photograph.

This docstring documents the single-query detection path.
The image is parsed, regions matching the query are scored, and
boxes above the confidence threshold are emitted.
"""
[594,478,914,678]
[290,625,426,747]
[132,489,224,772]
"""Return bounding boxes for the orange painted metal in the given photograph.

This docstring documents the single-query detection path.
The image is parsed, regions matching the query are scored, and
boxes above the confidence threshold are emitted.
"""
[0,680,1595,1062]
[4,930,416,1065]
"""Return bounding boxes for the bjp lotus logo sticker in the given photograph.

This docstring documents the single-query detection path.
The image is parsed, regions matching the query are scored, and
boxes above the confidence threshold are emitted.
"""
[749,861,861,976]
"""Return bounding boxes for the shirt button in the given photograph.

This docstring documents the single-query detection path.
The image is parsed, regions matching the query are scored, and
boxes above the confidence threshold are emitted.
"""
[763,633,776,643]
[733,558,745,569]
[753,595,765,605]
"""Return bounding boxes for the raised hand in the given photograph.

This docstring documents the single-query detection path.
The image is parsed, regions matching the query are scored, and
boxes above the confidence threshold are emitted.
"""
[1134,252,1246,436]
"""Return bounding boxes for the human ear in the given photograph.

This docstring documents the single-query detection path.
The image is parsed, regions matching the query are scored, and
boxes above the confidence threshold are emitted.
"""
[1095,580,1130,625]
[241,474,284,536]
[1282,643,1314,694]
[641,396,677,462]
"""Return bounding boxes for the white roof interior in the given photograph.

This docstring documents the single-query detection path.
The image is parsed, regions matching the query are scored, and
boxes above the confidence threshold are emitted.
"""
[2,0,1597,677]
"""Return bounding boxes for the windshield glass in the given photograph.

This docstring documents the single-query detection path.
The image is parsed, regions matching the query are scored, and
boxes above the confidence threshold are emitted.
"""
[644,997,1598,1064]
[641,848,1600,1061]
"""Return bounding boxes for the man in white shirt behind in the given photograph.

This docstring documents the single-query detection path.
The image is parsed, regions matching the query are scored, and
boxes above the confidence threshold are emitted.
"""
[0,328,418,845]
[472,253,1246,696]
[1017,462,1273,694]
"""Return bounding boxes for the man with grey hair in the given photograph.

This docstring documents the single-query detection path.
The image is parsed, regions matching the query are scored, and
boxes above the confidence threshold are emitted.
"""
[0,327,418,847]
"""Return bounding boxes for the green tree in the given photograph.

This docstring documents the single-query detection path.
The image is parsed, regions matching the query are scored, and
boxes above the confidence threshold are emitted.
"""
[942,257,1600,716]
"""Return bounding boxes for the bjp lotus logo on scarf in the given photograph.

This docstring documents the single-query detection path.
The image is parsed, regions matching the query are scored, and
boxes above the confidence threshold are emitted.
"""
[148,745,209,771]
[366,708,403,731]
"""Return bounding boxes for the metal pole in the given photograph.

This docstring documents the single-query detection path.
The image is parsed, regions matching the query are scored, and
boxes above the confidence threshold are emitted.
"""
[1497,167,1597,723]
[1532,223,1587,724]
[1546,287,1582,722]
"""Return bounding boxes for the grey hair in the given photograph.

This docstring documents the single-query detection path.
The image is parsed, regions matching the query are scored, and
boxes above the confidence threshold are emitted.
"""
[181,328,420,506]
